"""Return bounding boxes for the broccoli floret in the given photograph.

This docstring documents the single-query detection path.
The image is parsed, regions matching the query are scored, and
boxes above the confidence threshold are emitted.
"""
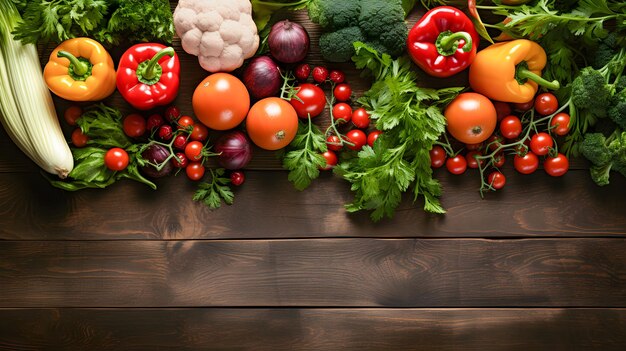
[308,0,359,30]
[359,0,404,37]
[571,67,612,117]
[580,131,626,186]
[377,21,408,57]
[609,89,626,130]
[319,26,366,62]
[593,33,619,69]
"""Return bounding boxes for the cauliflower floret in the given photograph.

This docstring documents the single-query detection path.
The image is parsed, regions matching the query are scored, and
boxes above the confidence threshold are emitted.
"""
[174,0,259,73]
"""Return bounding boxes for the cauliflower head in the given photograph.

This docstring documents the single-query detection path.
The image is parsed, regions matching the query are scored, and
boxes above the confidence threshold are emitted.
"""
[174,0,259,72]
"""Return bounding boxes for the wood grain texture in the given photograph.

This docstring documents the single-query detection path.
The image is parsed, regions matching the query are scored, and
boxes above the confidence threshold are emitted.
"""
[1,239,625,307]
[0,170,624,240]
[1,308,625,351]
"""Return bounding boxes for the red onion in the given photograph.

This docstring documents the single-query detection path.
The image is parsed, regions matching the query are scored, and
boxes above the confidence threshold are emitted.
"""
[141,144,173,178]
[242,56,282,100]
[215,131,253,170]
[268,20,310,63]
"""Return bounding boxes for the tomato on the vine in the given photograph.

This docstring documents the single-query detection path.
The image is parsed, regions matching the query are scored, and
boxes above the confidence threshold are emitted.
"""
[186,162,205,181]
[493,101,511,122]
[320,150,338,170]
[466,151,484,169]
[500,115,522,139]
[367,130,382,147]
[345,129,366,151]
[164,106,181,122]
[429,145,447,168]
[71,128,88,147]
[290,83,326,119]
[329,70,345,84]
[493,152,506,168]
[190,123,209,142]
[64,106,82,126]
[446,155,467,175]
[544,153,569,177]
[352,108,370,129]
[326,135,343,151]
[466,142,483,151]
[513,152,539,174]
[177,115,195,130]
[333,83,352,101]
[486,135,504,151]
[173,135,188,150]
[530,132,554,156]
[158,124,173,141]
[550,113,571,136]
[534,93,559,116]
[230,171,245,186]
[312,66,329,83]
[104,148,129,171]
[513,99,534,112]
[123,113,146,138]
[332,103,352,124]
[185,141,204,161]
[146,114,164,131]
[487,171,506,190]
[294,63,311,81]
[172,152,188,168]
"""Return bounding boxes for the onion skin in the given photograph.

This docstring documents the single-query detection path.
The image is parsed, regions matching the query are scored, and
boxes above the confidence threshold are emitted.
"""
[215,131,253,170]
[141,144,173,178]
[268,20,310,64]
[242,56,282,100]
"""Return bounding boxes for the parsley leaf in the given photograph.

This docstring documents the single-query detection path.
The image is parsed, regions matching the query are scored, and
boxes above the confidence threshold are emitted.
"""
[282,116,327,191]
[193,169,234,209]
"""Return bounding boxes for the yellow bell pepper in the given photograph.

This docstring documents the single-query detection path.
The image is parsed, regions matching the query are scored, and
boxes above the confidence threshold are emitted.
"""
[469,39,560,103]
[43,38,116,101]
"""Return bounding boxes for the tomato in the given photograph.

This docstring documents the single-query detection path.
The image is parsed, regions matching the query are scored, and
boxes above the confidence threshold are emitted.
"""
[332,103,352,124]
[172,152,188,168]
[177,115,195,130]
[230,171,245,186]
[487,171,506,190]
[493,152,506,168]
[486,135,503,151]
[513,152,539,174]
[294,63,311,81]
[465,151,484,169]
[71,128,88,147]
[544,153,569,177]
[190,123,209,142]
[329,70,345,84]
[320,150,338,170]
[550,112,571,136]
[500,115,522,139]
[185,141,204,161]
[186,162,205,181]
[466,142,483,151]
[345,129,367,151]
[290,83,326,119]
[64,106,82,126]
[530,132,554,156]
[534,93,558,116]
[247,97,299,150]
[367,130,382,147]
[352,108,370,129]
[429,145,447,168]
[333,83,352,101]
[446,155,467,175]
[104,147,129,171]
[158,124,173,141]
[513,99,534,112]
[123,113,146,138]
[192,73,250,130]
[164,106,181,122]
[445,92,497,144]
[493,101,511,122]
[146,114,165,131]
[326,135,343,151]
[173,134,188,150]
[312,66,328,83]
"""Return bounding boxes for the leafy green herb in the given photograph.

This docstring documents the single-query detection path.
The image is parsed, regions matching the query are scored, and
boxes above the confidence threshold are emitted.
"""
[193,168,234,209]
[77,103,131,149]
[336,42,462,221]
[282,116,327,191]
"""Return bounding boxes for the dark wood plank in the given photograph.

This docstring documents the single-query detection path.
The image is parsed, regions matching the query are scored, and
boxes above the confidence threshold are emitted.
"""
[0,170,624,240]
[1,308,625,350]
[1,239,625,307]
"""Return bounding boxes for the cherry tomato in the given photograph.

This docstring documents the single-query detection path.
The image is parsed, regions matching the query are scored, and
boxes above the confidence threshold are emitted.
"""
[172,152,188,168]
[333,83,352,101]
[493,152,506,168]
[177,115,195,130]
[466,142,483,151]
[446,155,467,175]
[329,70,345,84]
[513,152,539,174]
[445,92,497,144]
[320,150,338,170]
[190,123,209,142]
[500,115,523,139]
[493,101,511,122]
[530,132,554,156]
[332,103,352,124]
[550,112,571,136]
[173,135,188,150]
[465,151,484,169]
[429,145,447,168]
[230,171,245,186]
[192,73,249,130]
[544,153,569,177]
[164,106,181,122]
[71,128,88,147]
[294,63,311,81]
[123,113,146,138]
[534,93,559,116]
[513,99,534,112]
[185,141,204,161]
[352,108,370,129]
[146,114,165,132]
[486,135,503,151]
[158,124,173,141]
[186,162,205,181]
[326,135,343,151]
[64,106,82,126]
[345,129,367,151]
[104,148,129,171]
[247,97,299,150]
[312,66,328,83]
[367,130,382,147]
[290,83,327,119]
[487,171,506,190]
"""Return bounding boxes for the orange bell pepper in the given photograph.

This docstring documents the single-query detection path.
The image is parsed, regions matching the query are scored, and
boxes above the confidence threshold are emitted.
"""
[469,39,559,103]
[43,38,116,101]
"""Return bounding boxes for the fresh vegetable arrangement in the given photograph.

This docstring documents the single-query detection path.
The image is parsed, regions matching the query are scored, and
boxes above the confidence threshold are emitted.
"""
[1,0,625,221]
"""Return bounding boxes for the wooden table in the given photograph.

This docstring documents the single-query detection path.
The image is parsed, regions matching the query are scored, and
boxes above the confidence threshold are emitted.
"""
[1,9,626,351]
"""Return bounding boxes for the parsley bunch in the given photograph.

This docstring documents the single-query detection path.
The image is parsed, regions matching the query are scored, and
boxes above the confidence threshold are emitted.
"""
[335,43,462,221]
[282,115,328,191]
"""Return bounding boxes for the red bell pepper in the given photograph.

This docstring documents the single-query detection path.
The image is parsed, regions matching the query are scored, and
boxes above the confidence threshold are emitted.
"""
[116,43,180,110]
[407,6,479,78]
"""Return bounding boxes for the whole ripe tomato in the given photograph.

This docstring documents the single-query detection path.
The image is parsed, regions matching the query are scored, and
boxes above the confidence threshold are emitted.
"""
[445,92,497,144]
[246,97,299,150]
[192,73,250,130]
[465,151,483,169]
[320,150,338,170]
[487,171,506,190]
[446,155,467,175]
[186,162,205,181]
[367,130,382,147]
[185,141,204,161]
[544,153,569,177]
[332,103,352,124]
[71,128,88,147]
[550,113,571,136]
[104,148,129,171]
[493,101,511,122]
[123,113,146,138]
[513,99,534,112]
[345,129,367,151]
[534,93,559,116]
[352,108,370,129]
[333,83,352,101]
[493,152,506,168]
[290,83,326,119]
[429,145,447,168]
[64,106,82,126]
[326,135,343,151]
[500,115,522,139]
[177,116,195,130]
[530,132,554,156]
[230,171,245,186]
[514,152,539,174]
[190,123,209,142]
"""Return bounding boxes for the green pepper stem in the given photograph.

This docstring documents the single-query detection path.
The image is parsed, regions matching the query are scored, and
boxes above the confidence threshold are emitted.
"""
[143,47,175,81]
[516,66,560,90]
[57,50,88,76]
[436,31,473,56]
